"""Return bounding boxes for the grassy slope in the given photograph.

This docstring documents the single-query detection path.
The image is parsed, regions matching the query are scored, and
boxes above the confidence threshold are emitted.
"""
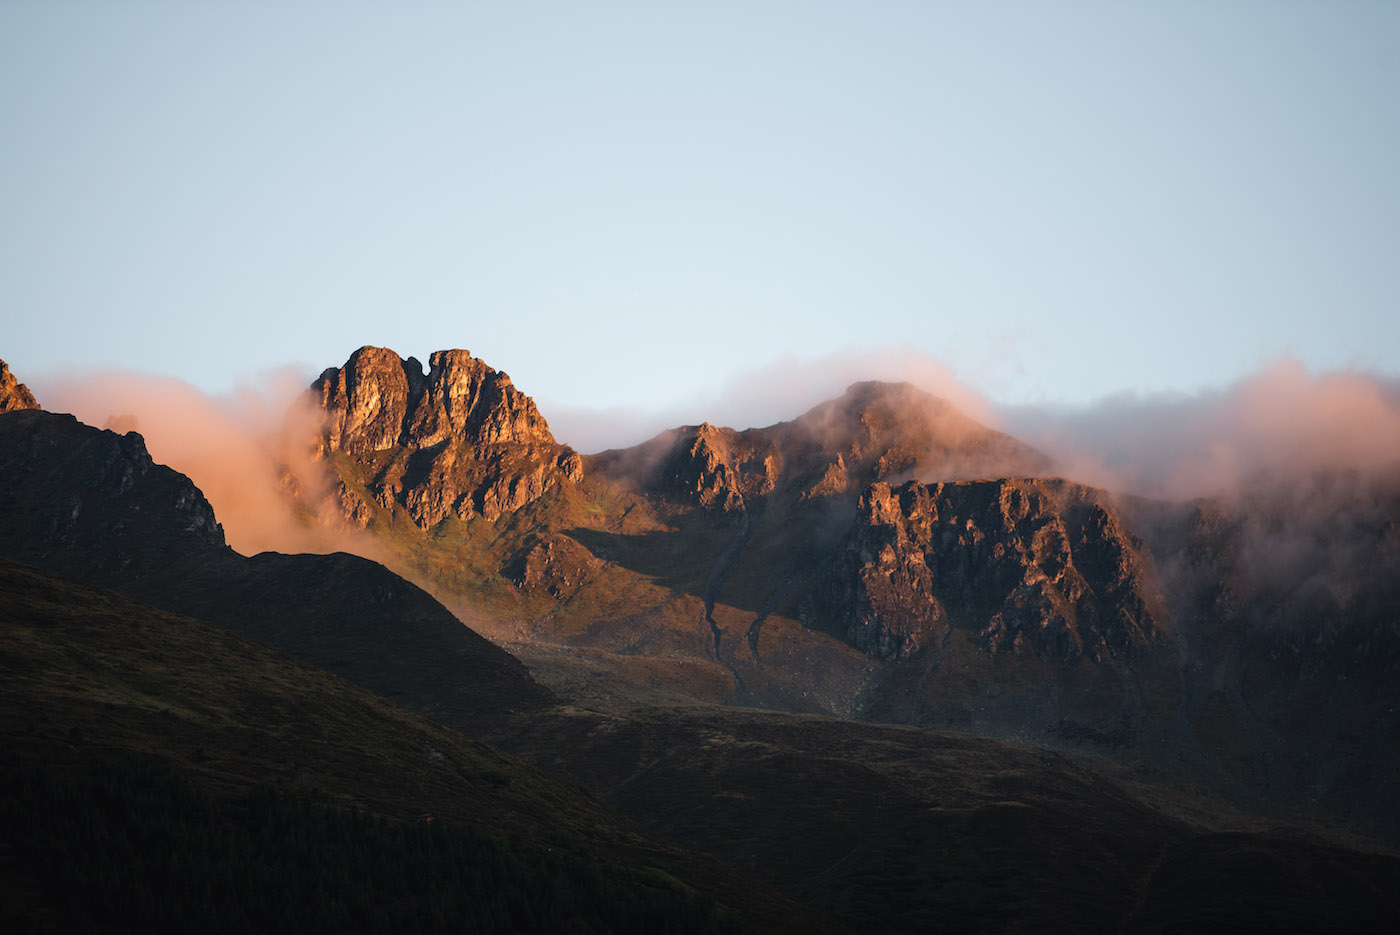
[0,557,842,935]
[332,455,884,715]
[486,702,1400,934]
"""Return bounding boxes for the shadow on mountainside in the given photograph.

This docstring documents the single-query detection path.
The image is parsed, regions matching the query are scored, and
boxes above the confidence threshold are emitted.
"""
[563,523,744,606]
[560,492,861,622]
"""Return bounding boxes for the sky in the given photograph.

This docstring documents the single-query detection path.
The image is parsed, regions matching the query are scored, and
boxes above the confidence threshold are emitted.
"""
[4,2,1399,452]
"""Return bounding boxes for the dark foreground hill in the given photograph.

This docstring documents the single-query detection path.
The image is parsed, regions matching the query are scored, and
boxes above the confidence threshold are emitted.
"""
[0,557,832,934]
[484,702,1400,934]
[6,554,1398,934]
[0,406,552,722]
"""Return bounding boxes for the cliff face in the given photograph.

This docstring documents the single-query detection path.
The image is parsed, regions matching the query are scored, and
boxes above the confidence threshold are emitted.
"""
[313,347,581,526]
[314,347,555,455]
[0,360,40,413]
[828,478,1167,662]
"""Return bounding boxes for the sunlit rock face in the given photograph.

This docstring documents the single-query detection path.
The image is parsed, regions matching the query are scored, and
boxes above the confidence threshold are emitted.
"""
[829,477,1167,662]
[662,423,751,514]
[0,359,40,413]
[312,347,580,527]
[314,346,556,455]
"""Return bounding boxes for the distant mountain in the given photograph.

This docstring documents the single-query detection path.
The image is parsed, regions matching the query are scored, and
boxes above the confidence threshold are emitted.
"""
[305,346,1400,846]
[591,379,1049,513]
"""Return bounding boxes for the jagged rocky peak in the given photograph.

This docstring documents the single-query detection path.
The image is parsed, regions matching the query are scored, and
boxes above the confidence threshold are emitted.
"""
[0,359,41,413]
[313,346,581,528]
[825,476,1166,663]
[314,346,556,455]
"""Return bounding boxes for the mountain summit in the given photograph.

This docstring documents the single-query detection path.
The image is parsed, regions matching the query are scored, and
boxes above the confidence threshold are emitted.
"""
[314,346,556,454]
[313,347,582,526]
[594,379,1049,514]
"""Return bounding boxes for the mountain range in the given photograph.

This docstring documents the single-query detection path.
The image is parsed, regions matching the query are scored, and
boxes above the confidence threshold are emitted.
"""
[3,348,1398,932]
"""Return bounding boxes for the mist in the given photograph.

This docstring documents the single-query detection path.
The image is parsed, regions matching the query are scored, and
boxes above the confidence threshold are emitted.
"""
[547,352,1400,502]
[24,353,1400,572]
[33,368,385,560]
[541,347,997,454]
[998,359,1400,501]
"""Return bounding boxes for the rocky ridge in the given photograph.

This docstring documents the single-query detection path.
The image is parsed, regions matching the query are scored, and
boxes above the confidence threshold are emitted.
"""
[596,381,1048,515]
[314,347,582,526]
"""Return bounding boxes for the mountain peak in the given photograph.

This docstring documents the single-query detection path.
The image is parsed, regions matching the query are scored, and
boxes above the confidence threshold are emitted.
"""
[313,347,580,527]
[785,379,1049,487]
[314,345,556,455]
[594,379,1048,514]
[840,378,926,399]
[0,359,40,413]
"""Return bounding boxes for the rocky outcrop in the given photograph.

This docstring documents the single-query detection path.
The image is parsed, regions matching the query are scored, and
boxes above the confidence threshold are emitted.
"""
[0,360,40,413]
[504,534,604,600]
[662,424,752,513]
[312,347,580,526]
[827,478,1166,662]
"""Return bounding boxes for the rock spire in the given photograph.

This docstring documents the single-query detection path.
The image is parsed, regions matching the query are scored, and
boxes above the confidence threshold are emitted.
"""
[0,360,40,413]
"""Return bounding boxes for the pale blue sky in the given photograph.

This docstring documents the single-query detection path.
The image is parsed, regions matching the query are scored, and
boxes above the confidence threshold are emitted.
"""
[4,1,1398,436]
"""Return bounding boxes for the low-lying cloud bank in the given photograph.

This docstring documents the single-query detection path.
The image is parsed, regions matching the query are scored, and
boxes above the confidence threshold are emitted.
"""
[540,347,997,455]
[35,368,359,558]
[548,351,1400,501]
[27,352,1400,562]
[998,359,1400,500]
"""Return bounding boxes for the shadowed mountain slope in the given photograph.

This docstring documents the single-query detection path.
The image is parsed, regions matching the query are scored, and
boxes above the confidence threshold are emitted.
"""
[816,477,1168,662]
[0,407,552,721]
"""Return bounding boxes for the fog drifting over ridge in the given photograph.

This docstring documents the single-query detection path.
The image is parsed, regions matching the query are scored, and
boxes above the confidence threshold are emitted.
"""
[26,351,1400,559]
[998,359,1400,500]
[35,368,376,560]
[538,347,998,456]
[546,351,1400,499]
